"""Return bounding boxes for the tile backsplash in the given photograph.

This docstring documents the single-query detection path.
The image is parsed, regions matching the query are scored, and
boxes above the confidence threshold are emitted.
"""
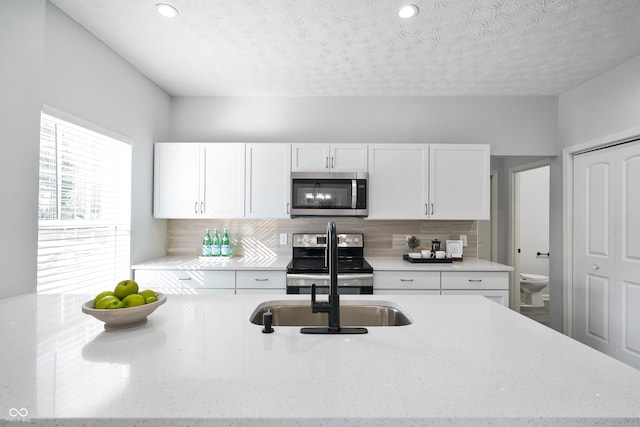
[167,219,477,259]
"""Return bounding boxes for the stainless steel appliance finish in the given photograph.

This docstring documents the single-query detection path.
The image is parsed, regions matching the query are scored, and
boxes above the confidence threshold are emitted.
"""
[290,172,368,217]
[250,300,412,327]
[286,232,373,295]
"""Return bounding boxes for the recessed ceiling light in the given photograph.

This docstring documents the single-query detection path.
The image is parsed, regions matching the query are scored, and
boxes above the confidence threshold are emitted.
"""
[398,4,419,19]
[156,3,179,18]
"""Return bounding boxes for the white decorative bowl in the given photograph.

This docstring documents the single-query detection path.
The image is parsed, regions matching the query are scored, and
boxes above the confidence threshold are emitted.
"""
[82,293,167,329]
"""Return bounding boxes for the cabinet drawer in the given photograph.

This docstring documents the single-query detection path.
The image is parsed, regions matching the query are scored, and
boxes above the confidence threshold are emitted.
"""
[375,289,440,295]
[133,269,235,291]
[441,290,509,306]
[236,288,285,295]
[133,270,195,293]
[374,271,440,290]
[441,271,508,290]
[236,271,286,289]
[190,288,236,295]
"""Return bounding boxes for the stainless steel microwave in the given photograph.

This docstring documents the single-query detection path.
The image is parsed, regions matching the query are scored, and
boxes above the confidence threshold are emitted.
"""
[290,172,368,217]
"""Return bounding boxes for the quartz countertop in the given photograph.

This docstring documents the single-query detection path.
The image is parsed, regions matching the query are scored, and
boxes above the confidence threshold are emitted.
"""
[367,257,514,272]
[132,255,513,272]
[2,293,640,426]
[131,255,290,271]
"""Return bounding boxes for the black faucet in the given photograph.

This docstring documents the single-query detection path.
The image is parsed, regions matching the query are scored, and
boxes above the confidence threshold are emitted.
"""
[300,221,367,335]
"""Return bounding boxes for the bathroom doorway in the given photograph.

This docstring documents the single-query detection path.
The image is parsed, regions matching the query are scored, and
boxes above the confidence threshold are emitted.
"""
[510,162,550,325]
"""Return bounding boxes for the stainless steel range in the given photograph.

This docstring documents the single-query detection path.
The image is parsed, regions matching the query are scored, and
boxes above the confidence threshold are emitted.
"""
[286,232,374,294]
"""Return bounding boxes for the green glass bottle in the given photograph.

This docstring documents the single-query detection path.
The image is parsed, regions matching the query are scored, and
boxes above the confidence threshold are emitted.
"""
[221,229,231,257]
[202,229,213,257]
[212,228,221,257]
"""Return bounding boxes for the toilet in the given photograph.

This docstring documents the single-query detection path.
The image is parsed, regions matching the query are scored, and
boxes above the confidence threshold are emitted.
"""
[520,273,548,307]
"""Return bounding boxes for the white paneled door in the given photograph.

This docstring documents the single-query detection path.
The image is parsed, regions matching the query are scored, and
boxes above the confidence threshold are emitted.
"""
[573,140,640,369]
[573,149,615,355]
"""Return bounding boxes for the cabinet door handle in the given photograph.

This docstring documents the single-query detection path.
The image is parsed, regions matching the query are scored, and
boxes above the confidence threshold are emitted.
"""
[400,278,414,282]
[286,202,290,214]
[179,277,192,281]
[425,204,428,215]
[200,201,204,214]
[430,203,434,215]
[592,265,600,271]
[326,157,329,169]
[468,279,482,282]
[331,156,334,169]
[194,202,198,214]
[254,278,269,282]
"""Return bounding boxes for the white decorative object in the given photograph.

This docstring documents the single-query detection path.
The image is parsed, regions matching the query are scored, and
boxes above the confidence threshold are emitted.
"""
[446,240,464,259]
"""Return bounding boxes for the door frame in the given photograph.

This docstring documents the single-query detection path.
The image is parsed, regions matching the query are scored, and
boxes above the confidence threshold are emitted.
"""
[562,125,640,335]
[477,169,499,262]
[508,159,551,311]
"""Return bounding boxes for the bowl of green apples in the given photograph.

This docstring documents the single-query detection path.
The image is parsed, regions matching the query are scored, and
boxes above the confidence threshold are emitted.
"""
[82,280,167,329]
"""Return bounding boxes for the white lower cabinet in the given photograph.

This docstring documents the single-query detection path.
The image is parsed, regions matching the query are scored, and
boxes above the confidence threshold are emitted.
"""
[133,269,286,295]
[441,290,509,306]
[133,266,509,301]
[374,271,440,294]
[236,289,286,295]
[134,269,235,295]
[235,271,286,293]
[441,271,509,306]
[374,270,509,305]
[375,289,440,295]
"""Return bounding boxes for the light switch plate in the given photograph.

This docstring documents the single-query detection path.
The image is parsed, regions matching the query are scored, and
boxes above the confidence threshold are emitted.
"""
[460,234,468,247]
[280,233,288,245]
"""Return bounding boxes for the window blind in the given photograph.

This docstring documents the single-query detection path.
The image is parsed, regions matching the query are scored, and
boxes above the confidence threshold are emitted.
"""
[37,113,132,294]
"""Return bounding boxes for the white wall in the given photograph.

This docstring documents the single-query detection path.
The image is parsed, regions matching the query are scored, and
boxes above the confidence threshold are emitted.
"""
[0,2,171,299]
[43,3,171,268]
[518,166,550,291]
[0,0,45,299]
[559,54,640,148]
[555,53,640,333]
[170,96,558,156]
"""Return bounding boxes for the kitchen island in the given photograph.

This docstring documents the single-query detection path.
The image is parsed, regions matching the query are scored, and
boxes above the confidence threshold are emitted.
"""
[2,293,640,426]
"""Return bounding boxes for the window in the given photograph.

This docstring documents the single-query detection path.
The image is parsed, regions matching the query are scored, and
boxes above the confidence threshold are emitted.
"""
[37,112,132,294]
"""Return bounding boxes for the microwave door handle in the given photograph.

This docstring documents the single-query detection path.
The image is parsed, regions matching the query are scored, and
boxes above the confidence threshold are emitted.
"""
[352,179,357,209]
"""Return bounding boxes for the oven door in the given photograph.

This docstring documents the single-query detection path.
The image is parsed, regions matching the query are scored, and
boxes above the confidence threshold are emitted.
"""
[286,273,373,295]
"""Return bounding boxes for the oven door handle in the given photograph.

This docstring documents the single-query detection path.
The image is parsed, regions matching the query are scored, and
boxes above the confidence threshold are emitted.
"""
[286,273,373,280]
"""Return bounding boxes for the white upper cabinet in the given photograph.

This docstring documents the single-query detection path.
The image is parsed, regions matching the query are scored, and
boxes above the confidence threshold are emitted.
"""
[154,143,203,218]
[245,143,291,218]
[203,143,245,218]
[429,144,490,220]
[153,142,245,219]
[330,144,368,172]
[367,143,490,220]
[368,144,429,219]
[291,143,368,172]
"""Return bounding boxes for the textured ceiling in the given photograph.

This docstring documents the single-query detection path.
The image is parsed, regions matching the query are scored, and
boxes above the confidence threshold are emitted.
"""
[50,0,640,97]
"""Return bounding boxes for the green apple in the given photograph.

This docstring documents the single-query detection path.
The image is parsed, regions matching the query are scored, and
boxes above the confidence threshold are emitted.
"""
[114,280,139,299]
[93,291,114,307]
[122,293,145,308]
[95,295,120,309]
[144,296,158,304]
[105,299,124,309]
[138,289,157,301]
